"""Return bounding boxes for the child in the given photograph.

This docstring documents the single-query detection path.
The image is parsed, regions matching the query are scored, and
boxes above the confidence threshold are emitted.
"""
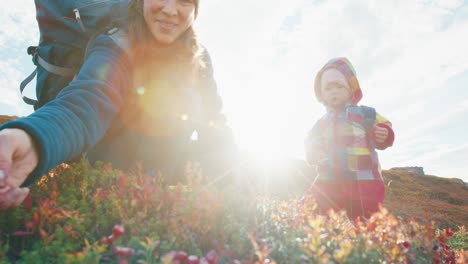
[304,57,394,220]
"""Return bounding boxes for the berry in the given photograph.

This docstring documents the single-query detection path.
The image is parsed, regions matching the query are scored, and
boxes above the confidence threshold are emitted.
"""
[112,246,135,258]
[174,251,188,261]
[402,241,410,249]
[112,225,125,237]
[205,250,217,264]
[187,255,199,264]
[445,228,454,237]
[104,235,114,245]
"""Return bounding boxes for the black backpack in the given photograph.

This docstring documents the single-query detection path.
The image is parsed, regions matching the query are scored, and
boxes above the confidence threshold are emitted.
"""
[20,0,127,110]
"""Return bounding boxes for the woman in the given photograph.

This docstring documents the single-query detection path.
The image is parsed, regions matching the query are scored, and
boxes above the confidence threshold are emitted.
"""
[0,0,234,210]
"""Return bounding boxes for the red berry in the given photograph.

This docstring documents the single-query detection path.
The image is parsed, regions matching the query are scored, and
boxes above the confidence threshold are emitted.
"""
[402,241,410,248]
[205,250,217,264]
[187,255,199,264]
[445,228,454,237]
[104,235,115,245]
[113,225,125,237]
[112,246,135,258]
[174,251,188,261]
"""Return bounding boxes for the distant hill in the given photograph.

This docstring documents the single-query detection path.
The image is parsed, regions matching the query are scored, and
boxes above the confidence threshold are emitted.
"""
[237,158,468,229]
[383,169,468,229]
[245,159,468,229]
[0,115,17,125]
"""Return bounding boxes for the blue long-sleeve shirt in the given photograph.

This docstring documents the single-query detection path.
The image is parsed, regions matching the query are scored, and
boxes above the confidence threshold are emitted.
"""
[1,34,229,186]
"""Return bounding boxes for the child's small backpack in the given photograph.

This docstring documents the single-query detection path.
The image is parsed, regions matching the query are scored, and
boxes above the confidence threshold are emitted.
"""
[20,0,128,110]
[360,105,376,131]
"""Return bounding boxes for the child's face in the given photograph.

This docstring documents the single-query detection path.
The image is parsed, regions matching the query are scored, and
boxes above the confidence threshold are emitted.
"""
[320,69,352,109]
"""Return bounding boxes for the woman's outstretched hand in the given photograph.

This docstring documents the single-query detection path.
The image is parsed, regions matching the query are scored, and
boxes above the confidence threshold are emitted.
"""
[0,128,39,210]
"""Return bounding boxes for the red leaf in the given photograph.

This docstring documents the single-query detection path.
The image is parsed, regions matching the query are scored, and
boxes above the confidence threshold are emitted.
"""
[33,212,40,226]
[13,231,33,236]
[118,174,129,188]
[22,193,32,211]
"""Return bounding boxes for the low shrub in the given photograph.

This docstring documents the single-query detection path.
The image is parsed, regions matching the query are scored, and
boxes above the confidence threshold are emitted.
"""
[0,161,465,263]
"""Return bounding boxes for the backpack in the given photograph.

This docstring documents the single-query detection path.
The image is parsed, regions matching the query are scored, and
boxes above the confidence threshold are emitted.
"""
[360,105,377,148]
[360,105,376,131]
[20,0,128,110]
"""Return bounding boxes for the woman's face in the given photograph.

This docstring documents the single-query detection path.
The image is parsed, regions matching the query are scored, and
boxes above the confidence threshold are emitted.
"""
[143,0,196,45]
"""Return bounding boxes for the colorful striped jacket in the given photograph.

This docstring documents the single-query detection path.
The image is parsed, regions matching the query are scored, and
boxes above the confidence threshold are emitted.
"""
[305,104,394,182]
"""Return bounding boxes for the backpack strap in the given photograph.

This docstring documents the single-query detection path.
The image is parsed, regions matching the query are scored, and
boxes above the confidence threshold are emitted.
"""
[20,68,38,106]
[19,45,78,106]
[360,105,377,149]
[360,105,376,132]
[37,56,76,77]
[107,28,129,54]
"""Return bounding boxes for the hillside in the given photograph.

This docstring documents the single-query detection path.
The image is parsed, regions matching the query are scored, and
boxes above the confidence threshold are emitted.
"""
[0,115,17,124]
[383,169,468,229]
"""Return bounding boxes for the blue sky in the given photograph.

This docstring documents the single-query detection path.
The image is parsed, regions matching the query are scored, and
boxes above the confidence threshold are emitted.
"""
[1,0,468,182]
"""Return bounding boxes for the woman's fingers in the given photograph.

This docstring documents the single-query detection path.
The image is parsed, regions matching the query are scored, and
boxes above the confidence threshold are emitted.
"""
[0,170,6,187]
[0,187,29,210]
[0,129,39,189]
[0,129,38,210]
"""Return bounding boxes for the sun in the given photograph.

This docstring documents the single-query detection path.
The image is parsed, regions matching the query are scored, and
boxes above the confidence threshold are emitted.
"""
[220,76,310,163]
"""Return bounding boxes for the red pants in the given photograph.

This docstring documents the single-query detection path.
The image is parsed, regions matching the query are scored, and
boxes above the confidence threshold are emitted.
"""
[310,180,385,220]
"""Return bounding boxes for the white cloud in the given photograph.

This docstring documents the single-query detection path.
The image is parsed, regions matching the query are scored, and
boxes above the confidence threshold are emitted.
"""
[0,1,38,49]
[0,1,38,116]
[433,0,465,10]
[397,101,468,141]
[0,60,24,105]
[405,142,468,165]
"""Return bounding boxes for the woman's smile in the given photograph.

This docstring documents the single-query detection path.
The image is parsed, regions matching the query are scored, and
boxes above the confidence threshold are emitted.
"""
[157,20,178,31]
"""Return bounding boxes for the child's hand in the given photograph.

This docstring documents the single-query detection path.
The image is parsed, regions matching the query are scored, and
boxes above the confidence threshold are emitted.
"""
[373,125,389,144]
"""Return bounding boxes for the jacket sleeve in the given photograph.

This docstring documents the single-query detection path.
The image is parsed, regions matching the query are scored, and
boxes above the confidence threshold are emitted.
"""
[198,47,225,125]
[0,34,132,186]
[371,113,395,150]
[195,47,235,151]
[304,120,326,166]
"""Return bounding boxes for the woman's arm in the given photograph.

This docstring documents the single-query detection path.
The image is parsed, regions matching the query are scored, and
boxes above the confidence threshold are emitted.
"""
[0,34,132,186]
[196,48,235,149]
